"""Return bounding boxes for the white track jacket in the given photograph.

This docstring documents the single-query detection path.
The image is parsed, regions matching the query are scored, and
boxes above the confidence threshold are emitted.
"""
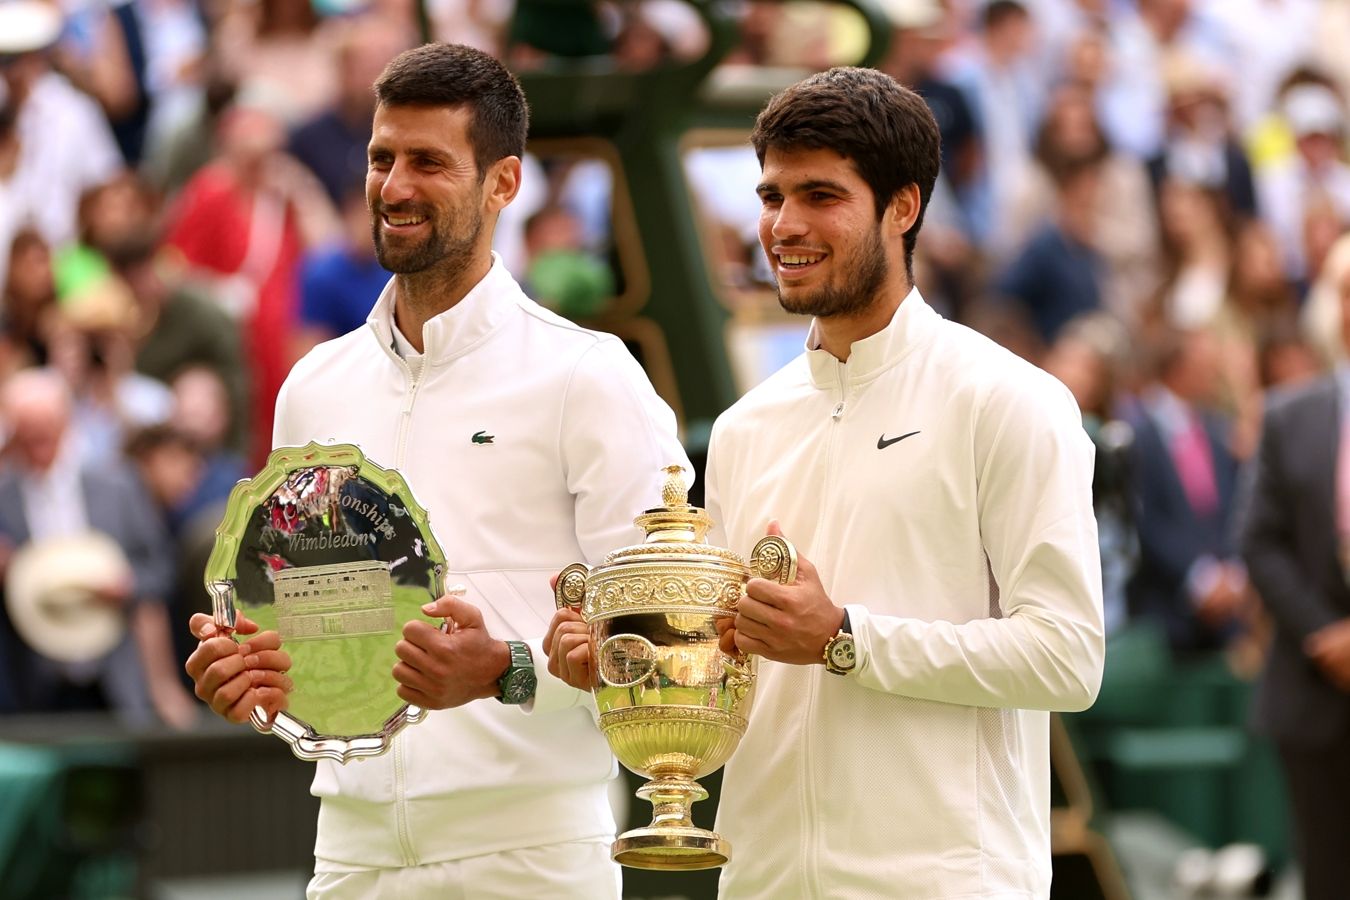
[707,289,1105,899]
[272,256,687,870]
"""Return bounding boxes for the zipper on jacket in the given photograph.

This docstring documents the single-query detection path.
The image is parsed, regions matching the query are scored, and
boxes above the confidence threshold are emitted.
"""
[394,356,422,470]
[801,358,849,897]
[831,359,847,420]
[393,738,417,866]
[391,349,419,866]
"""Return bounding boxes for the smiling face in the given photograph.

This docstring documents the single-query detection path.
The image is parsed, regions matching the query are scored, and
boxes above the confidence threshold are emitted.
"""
[756,146,897,319]
[366,103,489,283]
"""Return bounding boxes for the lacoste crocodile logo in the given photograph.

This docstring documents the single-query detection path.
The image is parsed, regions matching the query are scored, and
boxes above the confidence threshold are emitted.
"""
[877,431,920,450]
[472,431,494,445]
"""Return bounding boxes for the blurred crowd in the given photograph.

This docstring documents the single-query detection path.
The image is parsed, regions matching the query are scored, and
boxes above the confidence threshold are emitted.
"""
[0,0,1344,751]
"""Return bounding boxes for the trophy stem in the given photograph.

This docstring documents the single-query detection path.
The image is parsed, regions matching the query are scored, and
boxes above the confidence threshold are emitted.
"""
[640,776,706,829]
[611,775,730,871]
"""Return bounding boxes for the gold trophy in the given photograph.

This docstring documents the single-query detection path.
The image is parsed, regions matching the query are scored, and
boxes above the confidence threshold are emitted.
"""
[553,466,795,871]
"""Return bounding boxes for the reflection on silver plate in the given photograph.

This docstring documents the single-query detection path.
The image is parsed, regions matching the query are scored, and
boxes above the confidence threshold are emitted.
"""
[205,443,446,763]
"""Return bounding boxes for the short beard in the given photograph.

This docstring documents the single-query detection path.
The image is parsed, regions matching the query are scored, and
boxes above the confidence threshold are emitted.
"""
[774,224,888,319]
[372,204,484,284]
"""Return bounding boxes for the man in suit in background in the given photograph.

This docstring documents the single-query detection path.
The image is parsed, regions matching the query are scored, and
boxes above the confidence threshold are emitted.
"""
[1128,327,1248,654]
[1240,277,1350,900]
[0,368,193,727]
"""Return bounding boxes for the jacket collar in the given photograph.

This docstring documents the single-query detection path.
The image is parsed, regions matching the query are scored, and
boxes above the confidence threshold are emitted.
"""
[366,253,518,366]
[805,287,938,388]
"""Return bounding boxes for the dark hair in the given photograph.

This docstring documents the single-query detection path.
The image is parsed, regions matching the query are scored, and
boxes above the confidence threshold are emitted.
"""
[125,423,203,461]
[750,66,940,279]
[374,43,529,174]
[983,0,1029,31]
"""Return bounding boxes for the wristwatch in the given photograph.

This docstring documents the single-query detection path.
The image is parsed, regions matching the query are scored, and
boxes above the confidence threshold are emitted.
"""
[496,640,538,704]
[822,609,856,676]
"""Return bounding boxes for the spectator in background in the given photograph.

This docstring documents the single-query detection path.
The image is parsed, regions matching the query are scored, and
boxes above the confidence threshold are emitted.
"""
[1,228,57,370]
[1256,320,1323,391]
[1099,0,1226,161]
[994,151,1105,348]
[104,235,250,456]
[1303,230,1350,368]
[0,368,193,728]
[1147,52,1257,220]
[945,0,1043,247]
[1127,328,1248,656]
[164,90,337,464]
[212,0,336,124]
[1003,81,1160,321]
[124,424,214,670]
[295,185,391,354]
[1239,266,1350,900]
[167,365,248,532]
[522,205,614,320]
[878,0,981,204]
[44,266,174,467]
[1041,312,1138,637]
[1257,82,1350,282]
[1198,0,1318,136]
[1211,220,1299,457]
[1151,177,1236,330]
[0,2,124,285]
[76,172,162,258]
[288,17,412,207]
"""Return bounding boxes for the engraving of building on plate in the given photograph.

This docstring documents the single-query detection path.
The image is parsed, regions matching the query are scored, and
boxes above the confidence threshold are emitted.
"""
[274,560,394,641]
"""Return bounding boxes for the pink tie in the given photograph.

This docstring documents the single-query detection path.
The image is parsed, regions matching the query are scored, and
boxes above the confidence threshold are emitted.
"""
[1172,415,1219,517]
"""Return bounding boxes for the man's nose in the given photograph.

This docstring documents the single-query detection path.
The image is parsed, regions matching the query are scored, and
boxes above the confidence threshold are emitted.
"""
[378,159,415,206]
[771,199,809,240]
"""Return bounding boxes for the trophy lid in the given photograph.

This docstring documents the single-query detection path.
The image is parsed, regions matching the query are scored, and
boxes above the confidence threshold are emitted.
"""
[601,467,745,568]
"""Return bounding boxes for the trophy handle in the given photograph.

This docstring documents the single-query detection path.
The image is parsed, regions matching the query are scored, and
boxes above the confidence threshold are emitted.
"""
[207,580,237,638]
[554,562,590,612]
[750,536,797,585]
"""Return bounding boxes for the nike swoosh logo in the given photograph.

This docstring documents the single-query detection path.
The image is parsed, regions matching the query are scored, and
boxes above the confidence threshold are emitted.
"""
[877,431,920,449]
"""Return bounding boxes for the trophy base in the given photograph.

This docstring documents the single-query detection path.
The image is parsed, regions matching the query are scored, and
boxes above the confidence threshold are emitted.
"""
[611,826,730,871]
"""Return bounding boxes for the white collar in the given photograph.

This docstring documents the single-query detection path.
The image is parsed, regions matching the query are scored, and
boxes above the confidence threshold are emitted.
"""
[804,287,938,388]
[366,252,518,366]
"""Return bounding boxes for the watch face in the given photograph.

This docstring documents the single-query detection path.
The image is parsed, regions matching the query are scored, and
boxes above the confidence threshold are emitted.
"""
[501,669,538,704]
[828,636,856,671]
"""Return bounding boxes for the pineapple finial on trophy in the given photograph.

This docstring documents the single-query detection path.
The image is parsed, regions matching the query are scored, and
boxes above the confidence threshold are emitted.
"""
[661,465,689,509]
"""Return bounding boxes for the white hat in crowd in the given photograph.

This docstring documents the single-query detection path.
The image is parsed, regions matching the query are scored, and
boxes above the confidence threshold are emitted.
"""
[0,0,62,56]
[1283,83,1345,138]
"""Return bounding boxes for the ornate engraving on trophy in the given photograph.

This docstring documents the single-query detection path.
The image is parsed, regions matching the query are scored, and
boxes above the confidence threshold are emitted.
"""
[554,465,797,871]
[274,561,395,642]
[206,442,447,762]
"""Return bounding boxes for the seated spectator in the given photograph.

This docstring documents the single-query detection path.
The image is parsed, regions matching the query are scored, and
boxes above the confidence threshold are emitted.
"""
[0,228,57,371]
[1257,82,1350,282]
[44,262,173,467]
[104,235,250,456]
[994,151,1106,346]
[1146,52,1257,220]
[163,91,337,464]
[0,2,124,259]
[287,17,411,207]
[1149,177,1236,331]
[0,368,193,727]
[1004,80,1160,322]
[295,185,390,355]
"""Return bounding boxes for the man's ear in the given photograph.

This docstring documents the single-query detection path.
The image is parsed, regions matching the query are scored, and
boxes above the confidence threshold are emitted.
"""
[484,155,523,213]
[885,183,922,239]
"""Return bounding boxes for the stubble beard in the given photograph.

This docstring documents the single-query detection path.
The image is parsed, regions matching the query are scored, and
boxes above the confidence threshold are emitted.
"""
[773,224,889,319]
[371,203,484,288]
